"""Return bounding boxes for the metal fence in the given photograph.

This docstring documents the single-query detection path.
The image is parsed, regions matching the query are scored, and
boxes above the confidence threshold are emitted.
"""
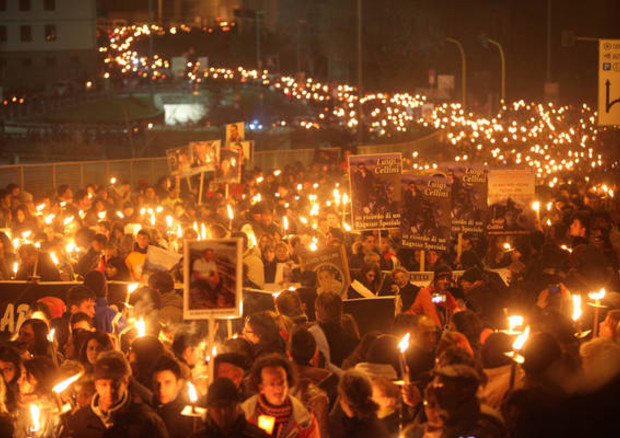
[0,131,442,196]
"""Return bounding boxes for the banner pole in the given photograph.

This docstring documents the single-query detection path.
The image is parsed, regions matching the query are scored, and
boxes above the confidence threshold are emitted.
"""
[207,317,216,385]
[186,176,192,191]
[419,250,425,272]
[198,172,205,205]
[457,233,463,263]
[226,319,233,338]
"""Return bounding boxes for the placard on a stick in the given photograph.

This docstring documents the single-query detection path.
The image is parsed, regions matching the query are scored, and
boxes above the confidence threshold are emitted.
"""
[183,239,243,319]
[348,153,402,230]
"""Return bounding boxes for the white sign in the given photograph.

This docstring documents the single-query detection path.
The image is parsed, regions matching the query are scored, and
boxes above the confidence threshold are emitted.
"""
[598,39,620,126]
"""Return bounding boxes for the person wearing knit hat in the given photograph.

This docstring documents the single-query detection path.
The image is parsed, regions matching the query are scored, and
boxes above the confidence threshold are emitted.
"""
[406,264,458,328]
[192,378,268,438]
[85,270,127,335]
[65,350,169,437]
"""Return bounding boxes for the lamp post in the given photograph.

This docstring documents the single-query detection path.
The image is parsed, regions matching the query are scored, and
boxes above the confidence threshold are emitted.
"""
[356,0,364,145]
[445,37,467,109]
[487,38,506,102]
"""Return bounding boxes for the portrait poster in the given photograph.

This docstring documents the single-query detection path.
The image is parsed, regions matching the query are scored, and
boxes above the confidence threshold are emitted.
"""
[214,147,242,183]
[299,245,351,299]
[400,173,452,251]
[184,239,242,319]
[166,146,192,177]
[348,153,402,231]
[189,140,219,173]
[225,121,245,146]
[228,140,253,167]
[487,169,536,235]
[443,163,488,234]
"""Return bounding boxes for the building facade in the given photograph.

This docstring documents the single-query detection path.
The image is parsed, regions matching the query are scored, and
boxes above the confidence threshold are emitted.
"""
[0,0,97,92]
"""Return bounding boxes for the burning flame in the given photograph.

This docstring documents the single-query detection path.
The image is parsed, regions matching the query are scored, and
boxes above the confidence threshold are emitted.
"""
[53,372,83,393]
[187,382,198,403]
[135,318,146,337]
[503,242,512,252]
[512,326,530,351]
[571,294,582,322]
[166,215,173,228]
[588,288,606,301]
[507,315,524,333]
[30,404,40,433]
[50,252,59,265]
[398,333,410,353]
[227,204,234,220]
[128,283,140,294]
[110,177,117,184]
[98,211,106,220]
[12,262,18,275]
[47,328,55,343]
[531,201,540,212]
[64,216,74,226]
[283,216,289,231]
[258,415,276,435]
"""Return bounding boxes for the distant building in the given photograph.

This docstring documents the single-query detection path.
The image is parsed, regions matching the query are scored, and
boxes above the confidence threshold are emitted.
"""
[100,0,242,27]
[0,0,97,91]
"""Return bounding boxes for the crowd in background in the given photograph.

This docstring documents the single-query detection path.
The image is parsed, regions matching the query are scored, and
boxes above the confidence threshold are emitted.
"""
[0,156,618,437]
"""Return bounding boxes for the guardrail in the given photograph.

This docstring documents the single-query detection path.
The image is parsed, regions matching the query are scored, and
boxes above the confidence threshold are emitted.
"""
[0,131,442,196]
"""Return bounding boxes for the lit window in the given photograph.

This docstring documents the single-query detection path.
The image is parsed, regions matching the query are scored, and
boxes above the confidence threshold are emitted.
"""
[45,25,56,42]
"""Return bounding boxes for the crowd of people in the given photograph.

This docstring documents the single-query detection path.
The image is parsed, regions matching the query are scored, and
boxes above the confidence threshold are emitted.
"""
[0,156,618,437]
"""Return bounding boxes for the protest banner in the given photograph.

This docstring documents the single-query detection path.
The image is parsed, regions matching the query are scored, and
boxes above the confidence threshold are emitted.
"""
[348,153,402,230]
[166,146,192,176]
[184,239,242,319]
[400,173,452,251]
[214,147,242,184]
[443,163,488,234]
[225,121,245,146]
[487,169,536,234]
[299,245,351,299]
[189,140,219,173]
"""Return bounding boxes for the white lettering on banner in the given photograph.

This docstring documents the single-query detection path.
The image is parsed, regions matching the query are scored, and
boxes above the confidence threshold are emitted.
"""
[0,304,30,333]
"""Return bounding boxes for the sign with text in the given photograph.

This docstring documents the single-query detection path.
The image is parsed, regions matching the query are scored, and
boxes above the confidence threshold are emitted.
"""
[400,173,452,251]
[348,153,402,230]
[299,245,351,299]
[599,39,620,126]
[487,169,535,234]
[444,164,488,234]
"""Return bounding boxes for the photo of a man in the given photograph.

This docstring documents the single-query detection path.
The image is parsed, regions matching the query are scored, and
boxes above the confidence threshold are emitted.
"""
[184,239,242,318]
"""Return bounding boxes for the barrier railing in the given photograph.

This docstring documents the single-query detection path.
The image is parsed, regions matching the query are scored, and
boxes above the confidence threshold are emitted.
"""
[0,131,442,195]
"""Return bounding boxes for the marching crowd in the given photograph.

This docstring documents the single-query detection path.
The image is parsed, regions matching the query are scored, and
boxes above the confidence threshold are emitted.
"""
[0,157,618,437]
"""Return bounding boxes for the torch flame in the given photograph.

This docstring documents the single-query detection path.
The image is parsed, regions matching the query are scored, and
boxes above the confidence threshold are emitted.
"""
[30,404,40,433]
[136,318,146,337]
[588,288,606,301]
[227,204,234,220]
[398,333,410,353]
[571,294,582,322]
[503,242,512,252]
[128,283,140,294]
[187,382,198,403]
[98,211,106,220]
[47,328,55,343]
[50,252,59,265]
[507,315,524,333]
[512,326,530,351]
[64,216,74,226]
[531,201,540,212]
[110,177,117,184]
[53,372,83,393]
[283,216,289,231]
[12,262,18,275]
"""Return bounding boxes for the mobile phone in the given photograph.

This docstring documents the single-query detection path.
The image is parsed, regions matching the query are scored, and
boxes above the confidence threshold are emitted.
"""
[432,293,447,304]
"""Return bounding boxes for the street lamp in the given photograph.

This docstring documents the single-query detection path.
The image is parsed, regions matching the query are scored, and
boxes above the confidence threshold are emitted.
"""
[445,37,467,109]
[480,35,506,102]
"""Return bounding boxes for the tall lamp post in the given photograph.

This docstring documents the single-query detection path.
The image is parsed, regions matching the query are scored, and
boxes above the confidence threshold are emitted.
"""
[356,0,364,145]
[486,37,506,102]
[445,37,467,109]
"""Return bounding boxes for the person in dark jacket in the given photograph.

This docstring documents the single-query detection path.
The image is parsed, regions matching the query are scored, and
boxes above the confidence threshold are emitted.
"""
[328,370,389,438]
[152,356,193,438]
[193,378,269,438]
[64,350,169,438]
